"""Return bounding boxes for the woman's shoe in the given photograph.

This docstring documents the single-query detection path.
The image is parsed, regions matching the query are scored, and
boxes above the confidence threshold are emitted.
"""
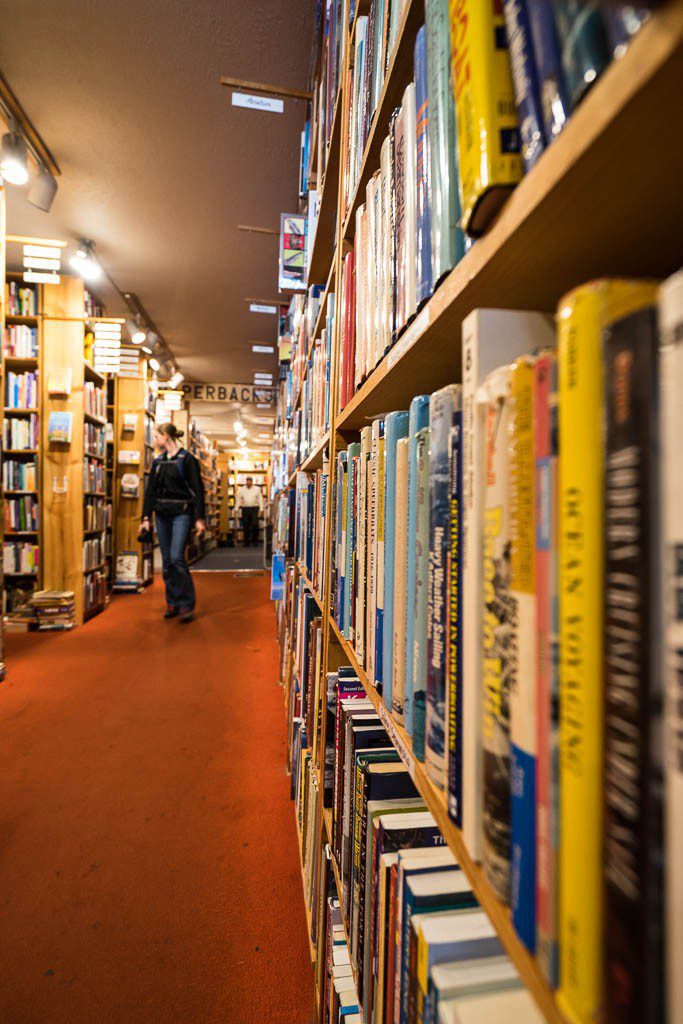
[179,609,195,623]
[164,607,179,619]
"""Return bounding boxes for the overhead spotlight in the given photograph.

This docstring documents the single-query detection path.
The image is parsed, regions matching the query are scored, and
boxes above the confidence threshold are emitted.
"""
[234,419,243,432]
[169,370,184,389]
[141,344,153,355]
[0,122,29,186]
[148,357,160,372]
[70,240,101,282]
[28,163,58,212]
[126,317,146,345]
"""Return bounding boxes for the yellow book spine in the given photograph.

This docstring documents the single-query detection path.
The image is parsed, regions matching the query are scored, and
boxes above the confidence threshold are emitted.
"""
[417,924,429,1000]
[557,279,657,1024]
[448,0,522,234]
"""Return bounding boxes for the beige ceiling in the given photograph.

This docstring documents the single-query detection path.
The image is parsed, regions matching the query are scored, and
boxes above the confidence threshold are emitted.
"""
[0,0,313,434]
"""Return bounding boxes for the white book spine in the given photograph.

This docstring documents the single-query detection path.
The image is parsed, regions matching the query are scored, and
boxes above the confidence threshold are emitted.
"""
[392,437,410,723]
[366,175,378,382]
[402,81,417,324]
[380,137,392,356]
[660,269,683,1024]
[354,205,366,391]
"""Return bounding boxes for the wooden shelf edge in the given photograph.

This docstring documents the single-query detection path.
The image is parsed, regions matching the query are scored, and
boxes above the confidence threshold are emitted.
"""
[296,561,324,613]
[327,615,565,1024]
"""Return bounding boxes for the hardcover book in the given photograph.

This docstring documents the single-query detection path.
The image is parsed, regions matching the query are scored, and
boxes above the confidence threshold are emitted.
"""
[405,396,431,738]
[382,410,410,706]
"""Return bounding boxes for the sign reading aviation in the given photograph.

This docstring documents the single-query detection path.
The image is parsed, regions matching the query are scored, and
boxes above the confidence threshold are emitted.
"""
[181,382,275,404]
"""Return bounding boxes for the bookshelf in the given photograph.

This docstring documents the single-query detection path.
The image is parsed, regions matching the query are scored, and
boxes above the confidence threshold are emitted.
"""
[3,272,42,622]
[187,423,219,563]
[272,6,683,1023]
[112,365,155,592]
[226,451,268,547]
[105,375,117,587]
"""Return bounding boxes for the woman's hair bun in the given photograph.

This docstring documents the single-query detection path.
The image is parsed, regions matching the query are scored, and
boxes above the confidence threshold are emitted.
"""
[158,422,184,440]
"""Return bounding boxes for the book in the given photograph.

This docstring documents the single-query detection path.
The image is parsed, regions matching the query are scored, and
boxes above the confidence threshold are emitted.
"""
[414,26,433,308]
[393,102,408,337]
[426,956,520,1024]
[479,364,513,904]
[446,419,464,826]
[413,425,431,762]
[460,310,546,859]
[437,986,544,1024]
[448,0,522,236]
[382,411,410,706]
[402,872,477,1024]
[392,437,410,723]
[426,385,461,790]
[550,0,610,109]
[406,397,431,738]
[533,351,560,984]
[47,411,73,444]
[603,300,663,1023]
[509,354,541,952]
[503,0,545,170]
[374,418,387,689]
[660,268,683,1024]
[557,279,657,1024]
[425,0,465,284]
[402,81,418,329]
[416,910,503,1021]
[525,0,570,142]
[357,426,373,663]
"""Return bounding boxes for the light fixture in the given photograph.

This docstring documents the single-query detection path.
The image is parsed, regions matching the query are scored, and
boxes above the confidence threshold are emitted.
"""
[126,317,147,345]
[28,164,58,212]
[234,419,243,431]
[1,122,29,186]
[70,240,101,282]
[169,370,184,389]
[256,403,272,409]
[149,357,160,372]
[252,344,275,354]
[141,343,152,355]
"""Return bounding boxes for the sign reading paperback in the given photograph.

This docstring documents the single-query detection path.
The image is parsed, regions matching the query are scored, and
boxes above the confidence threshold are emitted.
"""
[182,382,275,404]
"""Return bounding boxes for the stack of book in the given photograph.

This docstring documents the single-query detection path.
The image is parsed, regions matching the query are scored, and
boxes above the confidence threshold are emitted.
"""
[328,269,683,1022]
[30,590,76,631]
[3,541,39,575]
[6,370,39,409]
[4,495,39,533]
[5,280,37,316]
[3,412,38,449]
[4,324,38,356]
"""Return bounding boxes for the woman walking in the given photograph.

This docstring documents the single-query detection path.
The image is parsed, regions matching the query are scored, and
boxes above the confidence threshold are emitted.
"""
[141,423,206,621]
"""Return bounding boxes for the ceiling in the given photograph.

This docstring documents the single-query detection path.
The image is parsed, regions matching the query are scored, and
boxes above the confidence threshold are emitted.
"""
[0,0,314,445]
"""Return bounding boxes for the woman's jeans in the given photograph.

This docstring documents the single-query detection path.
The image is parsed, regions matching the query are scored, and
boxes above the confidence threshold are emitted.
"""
[155,513,196,610]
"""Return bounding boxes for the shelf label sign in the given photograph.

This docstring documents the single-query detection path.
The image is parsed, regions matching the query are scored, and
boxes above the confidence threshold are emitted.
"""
[232,92,284,114]
[182,382,275,404]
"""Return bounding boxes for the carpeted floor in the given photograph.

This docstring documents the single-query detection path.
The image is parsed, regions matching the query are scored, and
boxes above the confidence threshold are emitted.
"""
[194,545,266,572]
[0,574,314,1024]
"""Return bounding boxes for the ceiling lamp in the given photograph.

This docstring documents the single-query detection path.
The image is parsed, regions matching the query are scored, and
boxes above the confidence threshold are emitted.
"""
[168,370,184,389]
[148,357,160,372]
[28,163,58,212]
[70,240,101,282]
[1,122,29,186]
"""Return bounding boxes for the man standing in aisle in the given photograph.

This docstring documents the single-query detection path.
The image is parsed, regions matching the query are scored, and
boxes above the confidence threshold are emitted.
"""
[236,476,262,546]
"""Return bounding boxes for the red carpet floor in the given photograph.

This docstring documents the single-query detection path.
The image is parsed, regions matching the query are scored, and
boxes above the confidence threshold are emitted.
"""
[0,574,314,1024]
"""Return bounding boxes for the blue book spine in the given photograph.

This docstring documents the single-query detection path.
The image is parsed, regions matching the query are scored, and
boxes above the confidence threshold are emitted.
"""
[447,419,464,826]
[414,27,433,306]
[344,443,361,639]
[551,0,610,108]
[405,396,431,737]
[382,411,410,710]
[306,480,315,573]
[525,0,570,142]
[503,0,546,172]
[426,385,460,791]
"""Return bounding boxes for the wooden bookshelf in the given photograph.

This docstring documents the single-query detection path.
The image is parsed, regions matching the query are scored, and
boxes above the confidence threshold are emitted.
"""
[111,366,155,591]
[272,5,683,1023]
[2,269,42,624]
[41,276,108,625]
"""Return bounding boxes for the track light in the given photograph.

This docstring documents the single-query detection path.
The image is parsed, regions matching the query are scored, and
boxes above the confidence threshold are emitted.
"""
[28,163,58,212]
[126,317,146,345]
[169,370,184,388]
[1,123,29,186]
[148,357,160,372]
[70,240,102,282]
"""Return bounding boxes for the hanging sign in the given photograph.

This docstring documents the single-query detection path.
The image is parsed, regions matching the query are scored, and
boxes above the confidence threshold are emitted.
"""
[182,382,275,404]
